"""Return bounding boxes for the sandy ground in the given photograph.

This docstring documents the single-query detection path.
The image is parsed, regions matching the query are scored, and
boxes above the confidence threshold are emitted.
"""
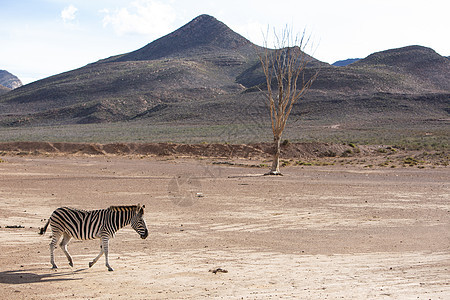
[0,155,448,299]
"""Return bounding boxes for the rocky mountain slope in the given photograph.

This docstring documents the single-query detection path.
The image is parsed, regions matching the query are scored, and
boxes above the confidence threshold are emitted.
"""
[0,70,22,92]
[0,84,10,95]
[352,45,450,92]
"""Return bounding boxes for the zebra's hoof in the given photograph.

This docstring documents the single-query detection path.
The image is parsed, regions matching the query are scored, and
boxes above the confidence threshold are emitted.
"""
[88,262,94,268]
[69,262,73,267]
[52,265,58,270]
[107,267,114,272]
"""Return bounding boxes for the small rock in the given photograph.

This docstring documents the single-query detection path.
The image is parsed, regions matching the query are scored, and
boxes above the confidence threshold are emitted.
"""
[209,268,228,274]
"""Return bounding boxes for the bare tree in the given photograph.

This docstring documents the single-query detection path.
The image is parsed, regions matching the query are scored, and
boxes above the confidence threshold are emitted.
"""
[258,28,318,175]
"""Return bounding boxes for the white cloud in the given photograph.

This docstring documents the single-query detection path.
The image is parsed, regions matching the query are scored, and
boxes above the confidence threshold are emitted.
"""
[61,5,78,23]
[101,0,176,37]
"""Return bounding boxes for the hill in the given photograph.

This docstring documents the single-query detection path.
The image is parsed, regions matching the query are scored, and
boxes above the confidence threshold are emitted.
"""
[0,15,448,148]
[332,58,361,66]
[0,15,264,125]
[102,14,256,63]
[0,84,10,95]
[0,70,22,90]
[351,45,450,92]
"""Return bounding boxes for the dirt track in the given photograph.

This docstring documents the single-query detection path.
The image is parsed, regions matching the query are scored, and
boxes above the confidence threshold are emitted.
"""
[0,155,449,299]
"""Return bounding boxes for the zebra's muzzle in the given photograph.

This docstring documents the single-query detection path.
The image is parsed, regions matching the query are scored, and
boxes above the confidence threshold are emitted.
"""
[141,229,148,239]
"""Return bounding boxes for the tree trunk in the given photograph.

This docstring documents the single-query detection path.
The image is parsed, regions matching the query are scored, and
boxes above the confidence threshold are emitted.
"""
[266,135,282,175]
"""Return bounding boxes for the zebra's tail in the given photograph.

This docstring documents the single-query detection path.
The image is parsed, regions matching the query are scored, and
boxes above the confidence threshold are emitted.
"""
[39,219,50,235]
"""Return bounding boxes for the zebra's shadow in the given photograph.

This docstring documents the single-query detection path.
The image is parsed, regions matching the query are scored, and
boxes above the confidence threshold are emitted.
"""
[0,268,86,284]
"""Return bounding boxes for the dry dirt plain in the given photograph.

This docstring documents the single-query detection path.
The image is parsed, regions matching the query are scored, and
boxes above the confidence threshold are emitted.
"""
[0,155,448,299]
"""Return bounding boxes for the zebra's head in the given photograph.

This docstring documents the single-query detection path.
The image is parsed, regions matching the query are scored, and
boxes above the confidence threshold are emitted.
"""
[131,204,148,239]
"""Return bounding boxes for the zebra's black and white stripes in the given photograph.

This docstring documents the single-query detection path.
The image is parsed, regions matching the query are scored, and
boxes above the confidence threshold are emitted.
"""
[39,204,148,271]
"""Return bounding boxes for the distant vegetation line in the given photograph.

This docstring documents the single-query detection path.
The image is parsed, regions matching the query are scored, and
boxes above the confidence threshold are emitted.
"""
[0,120,447,150]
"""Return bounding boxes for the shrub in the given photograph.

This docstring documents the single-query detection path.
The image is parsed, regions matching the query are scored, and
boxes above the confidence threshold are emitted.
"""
[295,161,312,166]
[281,160,291,167]
[378,161,390,167]
[320,150,337,157]
[403,157,423,166]
[341,149,353,157]
[295,160,333,166]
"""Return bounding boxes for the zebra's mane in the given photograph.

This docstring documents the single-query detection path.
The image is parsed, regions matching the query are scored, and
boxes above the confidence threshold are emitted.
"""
[108,205,139,212]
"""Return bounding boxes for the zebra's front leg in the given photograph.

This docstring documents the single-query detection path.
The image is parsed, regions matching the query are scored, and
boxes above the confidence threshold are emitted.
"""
[49,232,61,269]
[102,237,114,271]
[60,233,73,267]
[89,243,103,268]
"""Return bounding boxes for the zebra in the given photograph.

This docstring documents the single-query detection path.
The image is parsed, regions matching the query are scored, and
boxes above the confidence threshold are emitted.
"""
[39,204,148,271]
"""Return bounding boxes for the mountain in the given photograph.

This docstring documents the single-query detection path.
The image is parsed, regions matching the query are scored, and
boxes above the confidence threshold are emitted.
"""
[351,45,450,91]
[332,58,361,66]
[0,15,268,124]
[0,15,448,146]
[0,70,22,90]
[0,84,10,95]
[302,45,450,95]
[103,14,255,63]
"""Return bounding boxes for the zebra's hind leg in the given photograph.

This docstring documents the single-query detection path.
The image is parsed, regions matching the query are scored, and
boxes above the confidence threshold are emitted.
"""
[49,232,61,269]
[89,243,104,269]
[60,233,73,267]
[102,237,114,271]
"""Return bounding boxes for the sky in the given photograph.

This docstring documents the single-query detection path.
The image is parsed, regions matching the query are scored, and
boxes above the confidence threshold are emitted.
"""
[1,0,449,84]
